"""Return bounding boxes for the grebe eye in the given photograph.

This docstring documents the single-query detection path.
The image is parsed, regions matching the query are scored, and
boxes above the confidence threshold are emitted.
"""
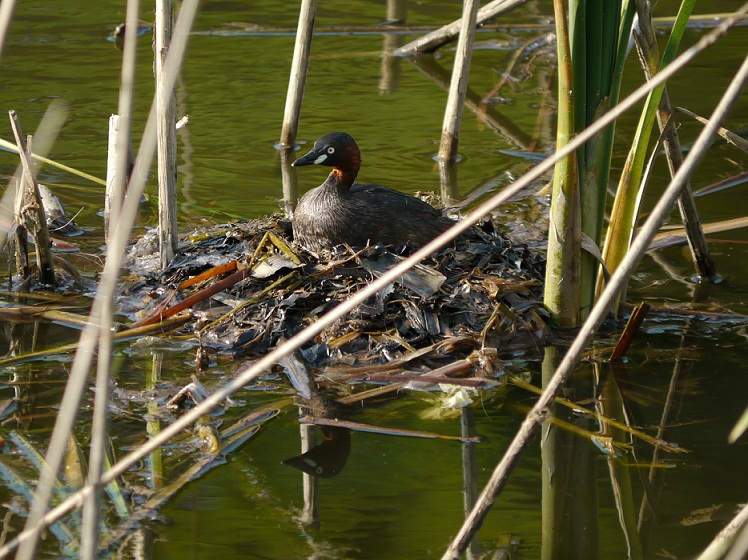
[327,147,335,154]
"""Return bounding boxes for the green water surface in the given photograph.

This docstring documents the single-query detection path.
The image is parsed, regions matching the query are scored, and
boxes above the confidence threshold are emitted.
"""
[0,1,746,559]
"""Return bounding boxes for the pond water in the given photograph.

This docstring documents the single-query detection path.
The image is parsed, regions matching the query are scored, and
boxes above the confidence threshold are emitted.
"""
[0,1,747,558]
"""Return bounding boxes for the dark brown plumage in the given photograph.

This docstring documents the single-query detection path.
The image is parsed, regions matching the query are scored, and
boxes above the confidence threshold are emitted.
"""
[291,132,455,252]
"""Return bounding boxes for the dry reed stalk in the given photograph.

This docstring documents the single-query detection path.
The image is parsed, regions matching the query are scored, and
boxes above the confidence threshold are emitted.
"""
[0,0,17,62]
[9,115,55,285]
[437,0,480,162]
[2,6,744,558]
[280,0,316,149]
[441,24,748,559]
[12,0,201,558]
[156,0,179,267]
[394,0,529,56]
[633,0,716,279]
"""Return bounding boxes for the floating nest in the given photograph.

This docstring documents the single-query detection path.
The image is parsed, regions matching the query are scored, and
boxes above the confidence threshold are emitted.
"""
[122,214,547,391]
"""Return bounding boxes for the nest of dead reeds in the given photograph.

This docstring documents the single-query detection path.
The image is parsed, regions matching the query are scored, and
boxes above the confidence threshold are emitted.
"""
[122,213,547,394]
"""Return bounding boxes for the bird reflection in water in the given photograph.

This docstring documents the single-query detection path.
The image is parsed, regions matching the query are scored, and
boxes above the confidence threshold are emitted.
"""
[283,426,352,478]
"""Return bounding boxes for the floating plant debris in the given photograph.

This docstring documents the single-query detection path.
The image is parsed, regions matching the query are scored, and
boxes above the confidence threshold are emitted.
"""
[122,213,547,389]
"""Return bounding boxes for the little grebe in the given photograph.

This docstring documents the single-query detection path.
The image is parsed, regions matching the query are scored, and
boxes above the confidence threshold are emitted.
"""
[291,132,455,252]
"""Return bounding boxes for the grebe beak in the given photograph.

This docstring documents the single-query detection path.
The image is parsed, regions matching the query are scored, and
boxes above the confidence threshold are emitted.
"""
[292,146,327,167]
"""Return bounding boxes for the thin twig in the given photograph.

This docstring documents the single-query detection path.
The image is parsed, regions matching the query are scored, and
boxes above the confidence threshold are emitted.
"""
[508,374,683,453]
[301,416,479,443]
[677,106,748,152]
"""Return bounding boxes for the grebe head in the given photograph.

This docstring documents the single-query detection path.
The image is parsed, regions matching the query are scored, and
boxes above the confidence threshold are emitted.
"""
[292,132,361,180]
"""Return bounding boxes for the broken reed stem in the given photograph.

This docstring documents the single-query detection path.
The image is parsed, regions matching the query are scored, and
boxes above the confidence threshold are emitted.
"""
[3,101,67,280]
[12,223,30,280]
[104,118,117,236]
[105,115,130,245]
[279,0,315,213]
[8,114,55,285]
[109,0,141,245]
[156,0,179,267]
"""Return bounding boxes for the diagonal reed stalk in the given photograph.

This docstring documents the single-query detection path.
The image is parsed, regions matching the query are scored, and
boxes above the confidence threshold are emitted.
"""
[80,0,141,557]
[1,8,744,557]
[13,1,201,559]
[0,137,105,186]
[697,500,748,560]
[442,33,748,560]
[0,0,16,62]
